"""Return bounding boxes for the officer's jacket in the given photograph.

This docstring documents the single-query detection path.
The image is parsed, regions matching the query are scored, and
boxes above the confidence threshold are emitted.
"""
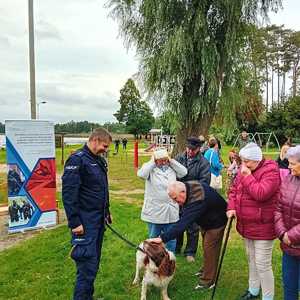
[62,144,109,229]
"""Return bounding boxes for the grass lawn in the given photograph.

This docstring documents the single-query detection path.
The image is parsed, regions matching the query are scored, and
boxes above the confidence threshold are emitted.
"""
[0,141,284,299]
[0,198,284,300]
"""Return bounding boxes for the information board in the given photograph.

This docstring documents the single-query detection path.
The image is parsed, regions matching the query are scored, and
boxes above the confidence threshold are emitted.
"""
[5,120,57,233]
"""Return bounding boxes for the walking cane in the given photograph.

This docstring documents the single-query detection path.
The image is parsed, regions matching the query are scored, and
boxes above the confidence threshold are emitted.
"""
[210,216,234,300]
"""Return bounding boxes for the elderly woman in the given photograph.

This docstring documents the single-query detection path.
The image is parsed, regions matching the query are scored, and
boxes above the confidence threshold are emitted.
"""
[137,148,187,252]
[227,143,280,300]
[275,145,300,300]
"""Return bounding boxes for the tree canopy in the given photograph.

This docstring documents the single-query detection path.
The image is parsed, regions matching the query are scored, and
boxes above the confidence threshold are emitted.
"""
[108,0,282,151]
[114,78,154,137]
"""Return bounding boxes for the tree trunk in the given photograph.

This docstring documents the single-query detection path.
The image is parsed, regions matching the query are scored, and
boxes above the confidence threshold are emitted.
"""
[172,112,215,156]
[293,64,296,97]
[282,72,285,102]
[271,69,274,106]
[265,57,269,111]
[277,57,280,106]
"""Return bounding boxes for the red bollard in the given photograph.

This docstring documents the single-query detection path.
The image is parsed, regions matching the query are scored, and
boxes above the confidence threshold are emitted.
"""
[134,140,139,171]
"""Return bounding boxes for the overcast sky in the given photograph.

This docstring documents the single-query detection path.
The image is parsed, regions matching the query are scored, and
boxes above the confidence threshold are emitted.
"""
[0,0,299,124]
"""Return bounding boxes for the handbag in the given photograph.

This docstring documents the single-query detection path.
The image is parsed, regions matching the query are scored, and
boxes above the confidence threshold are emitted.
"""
[209,150,223,190]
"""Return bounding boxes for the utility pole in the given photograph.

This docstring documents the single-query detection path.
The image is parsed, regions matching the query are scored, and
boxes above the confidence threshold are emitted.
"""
[28,0,37,119]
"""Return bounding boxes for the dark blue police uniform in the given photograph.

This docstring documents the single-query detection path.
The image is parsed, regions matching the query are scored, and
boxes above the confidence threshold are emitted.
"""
[62,144,110,300]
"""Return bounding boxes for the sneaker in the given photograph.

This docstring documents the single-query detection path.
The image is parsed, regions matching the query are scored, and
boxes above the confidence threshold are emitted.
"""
[195,283,215,290]
[239,290,259,300]
[186,255,195,263]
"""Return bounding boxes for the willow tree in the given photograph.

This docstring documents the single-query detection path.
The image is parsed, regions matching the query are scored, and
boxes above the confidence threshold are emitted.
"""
[108,0,281,151]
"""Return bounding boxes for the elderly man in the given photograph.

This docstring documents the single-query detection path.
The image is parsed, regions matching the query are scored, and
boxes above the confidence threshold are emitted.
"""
[137,148,187,252]
[149,180,227,290]
[175,136,211,262]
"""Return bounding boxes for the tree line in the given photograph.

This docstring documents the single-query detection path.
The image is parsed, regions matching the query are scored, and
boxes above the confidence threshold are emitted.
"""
[0,122,4,134]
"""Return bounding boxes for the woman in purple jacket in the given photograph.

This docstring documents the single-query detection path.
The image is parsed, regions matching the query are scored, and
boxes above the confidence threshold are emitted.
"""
[275,145,300,300]
[227,143,280,300]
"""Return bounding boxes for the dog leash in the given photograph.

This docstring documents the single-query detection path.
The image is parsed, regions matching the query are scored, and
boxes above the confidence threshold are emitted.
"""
[105,223,145,253]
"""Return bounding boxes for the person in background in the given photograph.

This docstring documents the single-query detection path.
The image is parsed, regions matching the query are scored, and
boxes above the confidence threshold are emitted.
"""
[276,144,290,180]
[227,142,280,300]
[275,145,300,300]
[114,139,120,153]
[122,138,128,150]
[204,137,224,193]
[238,130,251,149]
[199,135,209,154]
[175,137,211,262]
[227,150,241,184]
[137,148,187,252]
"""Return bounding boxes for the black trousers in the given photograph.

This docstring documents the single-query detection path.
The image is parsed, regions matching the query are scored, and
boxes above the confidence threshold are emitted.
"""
[71,226,105,300]
[175,222,200,256]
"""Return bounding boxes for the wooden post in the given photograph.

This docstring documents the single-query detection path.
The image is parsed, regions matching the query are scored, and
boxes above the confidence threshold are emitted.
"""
[134,140,138,171]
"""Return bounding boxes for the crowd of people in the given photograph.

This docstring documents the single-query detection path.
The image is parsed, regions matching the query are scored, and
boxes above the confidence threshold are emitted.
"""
[139,134,300,300]
[62,128,300,300]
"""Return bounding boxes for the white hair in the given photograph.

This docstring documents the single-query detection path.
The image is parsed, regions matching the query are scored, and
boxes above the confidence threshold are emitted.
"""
[167,181,186,195]
[286,145,300,162]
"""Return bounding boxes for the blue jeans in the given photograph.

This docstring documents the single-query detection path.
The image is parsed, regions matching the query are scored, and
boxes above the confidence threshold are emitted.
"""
[147,222,176,253]
[282,252,300,300]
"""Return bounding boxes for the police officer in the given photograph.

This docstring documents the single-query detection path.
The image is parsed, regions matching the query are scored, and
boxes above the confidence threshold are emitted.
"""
[62,128,112,300]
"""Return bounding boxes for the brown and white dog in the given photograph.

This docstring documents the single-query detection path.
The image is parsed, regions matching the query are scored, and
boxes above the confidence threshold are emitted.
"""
[132,241,176,300]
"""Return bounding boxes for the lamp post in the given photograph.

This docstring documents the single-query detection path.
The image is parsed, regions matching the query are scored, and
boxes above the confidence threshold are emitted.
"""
[28,0,36,119]
[37,101,47,119]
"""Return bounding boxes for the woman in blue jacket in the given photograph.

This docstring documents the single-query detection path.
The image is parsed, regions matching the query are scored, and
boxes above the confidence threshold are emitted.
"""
[204,137,224,192]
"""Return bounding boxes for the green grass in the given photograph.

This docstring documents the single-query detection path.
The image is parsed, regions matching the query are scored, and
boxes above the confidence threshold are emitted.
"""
[0,141,285,299]
[0,199,284,300]
[0,149,6,164]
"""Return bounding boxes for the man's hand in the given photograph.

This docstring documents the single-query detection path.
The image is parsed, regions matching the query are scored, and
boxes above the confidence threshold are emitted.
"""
[283,232,291,246]
[72,224,84,235]
[147,237,163,244]
[241,165,251,176]
[226,210,236,219]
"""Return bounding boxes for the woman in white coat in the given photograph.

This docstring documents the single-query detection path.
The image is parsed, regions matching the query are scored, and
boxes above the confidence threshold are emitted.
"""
[137,148,187,252]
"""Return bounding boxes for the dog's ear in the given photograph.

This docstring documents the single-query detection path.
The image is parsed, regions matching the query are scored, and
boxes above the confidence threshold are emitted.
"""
[143,255,149,266]
[158,254,176,277]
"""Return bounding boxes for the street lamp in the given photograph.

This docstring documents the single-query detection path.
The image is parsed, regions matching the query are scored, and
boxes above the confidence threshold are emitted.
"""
[37,101,47,119]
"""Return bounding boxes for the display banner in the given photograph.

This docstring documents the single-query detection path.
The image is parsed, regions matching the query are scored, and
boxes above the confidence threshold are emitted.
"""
[5,120,57,233]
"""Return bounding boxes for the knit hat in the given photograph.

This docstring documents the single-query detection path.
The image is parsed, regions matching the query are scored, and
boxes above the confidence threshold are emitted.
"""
[153,148,169,160]
[239,142,262,162]
[286,145,300,161]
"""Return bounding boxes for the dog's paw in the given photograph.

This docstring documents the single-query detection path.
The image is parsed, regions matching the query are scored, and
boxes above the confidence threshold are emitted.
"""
[132,278,140,285]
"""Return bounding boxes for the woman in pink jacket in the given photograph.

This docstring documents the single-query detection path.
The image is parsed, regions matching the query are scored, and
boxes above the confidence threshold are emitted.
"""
[227,143,280,300]
[275,145,300,300]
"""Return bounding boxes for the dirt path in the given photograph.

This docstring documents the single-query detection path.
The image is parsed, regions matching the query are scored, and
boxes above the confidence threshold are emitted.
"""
[110,189,144,195]
[0,209,67,252]
[0,164,6,173]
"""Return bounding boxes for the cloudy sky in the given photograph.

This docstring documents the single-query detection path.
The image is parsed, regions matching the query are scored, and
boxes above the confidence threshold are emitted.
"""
[0,0,299,124]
